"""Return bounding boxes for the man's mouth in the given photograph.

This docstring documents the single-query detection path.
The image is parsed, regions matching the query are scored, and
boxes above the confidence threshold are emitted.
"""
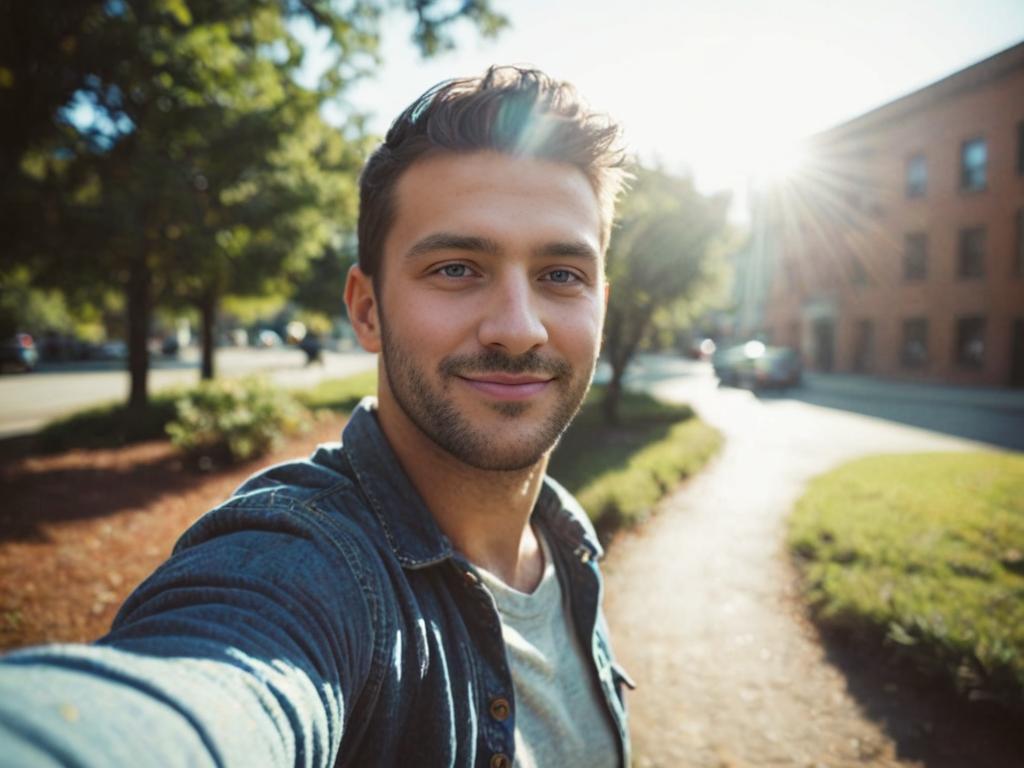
[457,373,555,400]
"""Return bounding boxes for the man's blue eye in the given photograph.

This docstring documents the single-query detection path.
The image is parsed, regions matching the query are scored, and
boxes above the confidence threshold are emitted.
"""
[547,270,577,283]
[440,264,468,277]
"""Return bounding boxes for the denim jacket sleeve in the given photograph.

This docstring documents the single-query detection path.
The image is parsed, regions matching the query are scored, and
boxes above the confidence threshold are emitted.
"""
[0,486,385,768]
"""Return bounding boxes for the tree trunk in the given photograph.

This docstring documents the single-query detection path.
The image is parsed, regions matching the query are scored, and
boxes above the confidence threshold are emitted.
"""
[600,306,654,425]
[602,361,626,426]
[199,291,217,381]
[127,249,151,413]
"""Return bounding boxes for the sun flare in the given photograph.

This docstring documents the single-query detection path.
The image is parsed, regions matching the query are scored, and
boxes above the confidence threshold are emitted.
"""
[748,138,806,188]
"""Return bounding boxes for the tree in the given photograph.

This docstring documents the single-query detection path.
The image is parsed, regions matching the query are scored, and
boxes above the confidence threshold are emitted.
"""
[602,167,732,424]
[1,0,507,409]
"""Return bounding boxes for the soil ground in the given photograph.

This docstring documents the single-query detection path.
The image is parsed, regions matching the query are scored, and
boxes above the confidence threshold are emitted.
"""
[0,414,347,650]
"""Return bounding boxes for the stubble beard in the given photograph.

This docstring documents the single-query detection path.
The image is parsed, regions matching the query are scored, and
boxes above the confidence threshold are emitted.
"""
[379,318,594,472]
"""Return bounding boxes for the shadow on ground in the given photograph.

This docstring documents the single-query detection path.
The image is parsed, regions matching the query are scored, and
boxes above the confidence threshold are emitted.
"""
[751,385,1024,452]
[815,626,1024,767]
[0,447,239,542]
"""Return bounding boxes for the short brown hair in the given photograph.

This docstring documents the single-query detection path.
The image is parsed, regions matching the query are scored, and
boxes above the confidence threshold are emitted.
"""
[357,66,627,279]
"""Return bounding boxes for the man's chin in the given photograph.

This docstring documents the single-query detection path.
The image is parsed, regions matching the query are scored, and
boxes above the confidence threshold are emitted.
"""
[450,442,552,473]
[432,407,564,472]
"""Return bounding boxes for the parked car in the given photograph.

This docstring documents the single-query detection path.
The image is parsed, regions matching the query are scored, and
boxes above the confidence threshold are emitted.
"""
[0,333,40,372]
[256,329,283,348]
[96,340,128,360]
[713,341,802,389]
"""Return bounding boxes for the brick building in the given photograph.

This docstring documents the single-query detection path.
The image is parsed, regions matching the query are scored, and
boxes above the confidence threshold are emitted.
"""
[748,41,1024,387]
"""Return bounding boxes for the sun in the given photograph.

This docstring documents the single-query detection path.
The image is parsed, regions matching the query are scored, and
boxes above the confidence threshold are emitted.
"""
[747,137,807,189]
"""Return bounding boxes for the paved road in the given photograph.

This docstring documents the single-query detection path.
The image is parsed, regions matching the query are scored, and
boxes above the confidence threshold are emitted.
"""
[602,357,1022,767]
[0,348,377,438]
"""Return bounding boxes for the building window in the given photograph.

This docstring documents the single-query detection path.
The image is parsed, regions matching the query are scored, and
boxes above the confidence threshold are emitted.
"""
[906,153,927,197]
[901,318,928,368]
[957,227,985,278]
[853,319,874,372]
[850,255,869,285]
[954,316,986,369]
[903,233,927,280]
[960,138,987,191]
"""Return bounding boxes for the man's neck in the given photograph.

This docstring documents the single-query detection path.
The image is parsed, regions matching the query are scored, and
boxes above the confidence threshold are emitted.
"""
[376,398,548,593]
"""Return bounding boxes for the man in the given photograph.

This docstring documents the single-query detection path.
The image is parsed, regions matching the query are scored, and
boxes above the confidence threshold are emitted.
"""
[0,66,632,767]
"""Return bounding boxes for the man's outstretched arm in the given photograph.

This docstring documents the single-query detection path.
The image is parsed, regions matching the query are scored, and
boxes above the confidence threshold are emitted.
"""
[0,504,380,768]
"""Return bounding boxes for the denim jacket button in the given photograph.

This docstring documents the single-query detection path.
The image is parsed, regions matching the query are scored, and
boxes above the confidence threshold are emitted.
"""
[488,697,511,721]
[489,753,511,768]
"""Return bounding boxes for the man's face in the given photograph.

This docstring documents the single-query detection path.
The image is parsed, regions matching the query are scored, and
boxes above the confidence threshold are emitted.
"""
[370,150,606,472]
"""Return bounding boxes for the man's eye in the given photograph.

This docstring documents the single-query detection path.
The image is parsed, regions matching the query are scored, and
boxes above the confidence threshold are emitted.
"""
[545,269,580,284]
[438,264,470,278]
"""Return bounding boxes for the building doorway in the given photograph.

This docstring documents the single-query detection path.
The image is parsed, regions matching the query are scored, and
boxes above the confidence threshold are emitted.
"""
[1011,318,1024,388]
[813,318,835,372]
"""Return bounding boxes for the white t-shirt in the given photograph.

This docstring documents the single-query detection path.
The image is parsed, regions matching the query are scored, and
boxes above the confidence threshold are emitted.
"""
[475,533,619,768]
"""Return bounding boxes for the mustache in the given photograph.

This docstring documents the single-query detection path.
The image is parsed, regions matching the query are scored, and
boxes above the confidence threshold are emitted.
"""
[439,349,572,379]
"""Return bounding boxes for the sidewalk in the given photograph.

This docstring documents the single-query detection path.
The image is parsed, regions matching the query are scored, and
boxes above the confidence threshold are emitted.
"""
[605,371,1021,767]
[803,372,1024,413]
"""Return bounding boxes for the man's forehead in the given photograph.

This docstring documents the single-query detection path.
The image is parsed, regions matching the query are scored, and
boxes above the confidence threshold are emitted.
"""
[403,231,601,266]
[388,150,603,250]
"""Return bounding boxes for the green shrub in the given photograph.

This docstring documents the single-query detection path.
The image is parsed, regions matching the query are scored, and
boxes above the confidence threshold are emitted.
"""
[788,452,1024,712]
[166,377,307,466]
[36,393,180,452]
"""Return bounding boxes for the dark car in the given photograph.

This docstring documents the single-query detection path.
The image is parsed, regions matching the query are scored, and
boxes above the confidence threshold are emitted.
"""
[713,341,802,389]
[0,333,40,372]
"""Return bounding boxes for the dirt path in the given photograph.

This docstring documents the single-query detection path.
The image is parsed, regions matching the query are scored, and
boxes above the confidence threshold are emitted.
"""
[602,377,1022,767]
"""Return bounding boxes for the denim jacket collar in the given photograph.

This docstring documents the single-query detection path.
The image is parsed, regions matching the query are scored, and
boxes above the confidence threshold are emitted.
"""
[341,397,604,569]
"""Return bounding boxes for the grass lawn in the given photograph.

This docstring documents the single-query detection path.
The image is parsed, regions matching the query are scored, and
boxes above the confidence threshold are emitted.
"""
[549,387,722,539]
[297,369,378,413]
[788,452,1024,711]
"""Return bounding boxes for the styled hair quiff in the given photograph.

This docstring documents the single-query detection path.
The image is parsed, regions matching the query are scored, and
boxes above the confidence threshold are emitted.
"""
[356,66,628,278]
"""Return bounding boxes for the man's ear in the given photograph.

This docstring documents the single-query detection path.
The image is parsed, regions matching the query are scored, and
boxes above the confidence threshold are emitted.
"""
[344,265,382,353]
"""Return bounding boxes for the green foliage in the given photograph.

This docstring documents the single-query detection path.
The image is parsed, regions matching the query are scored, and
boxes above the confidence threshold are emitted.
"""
[35,393,181,453]
[549,386,722,540]
[166,377,307,465]
[2,0,507,405]
[297,369,378,413]
[602,166,733,422]
[788,452,1024,712]
[290,243,356,319]
[0,267,73,338]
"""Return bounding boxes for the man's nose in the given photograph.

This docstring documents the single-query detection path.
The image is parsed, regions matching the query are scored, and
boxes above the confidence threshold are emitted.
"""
[477,274,548,356]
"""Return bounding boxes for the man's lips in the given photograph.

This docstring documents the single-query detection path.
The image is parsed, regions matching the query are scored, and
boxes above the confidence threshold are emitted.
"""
[457,373,555,400]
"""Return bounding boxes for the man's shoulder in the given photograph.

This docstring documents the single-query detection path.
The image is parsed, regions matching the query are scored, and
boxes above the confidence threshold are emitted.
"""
[227,440,359,509]
[175,440,380,555]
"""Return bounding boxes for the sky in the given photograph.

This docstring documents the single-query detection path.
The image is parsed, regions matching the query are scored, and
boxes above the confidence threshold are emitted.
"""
[313,0,1024,205]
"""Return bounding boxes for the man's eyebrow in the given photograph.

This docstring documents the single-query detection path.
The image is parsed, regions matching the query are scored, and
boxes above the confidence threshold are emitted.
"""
[535,240,600,263]
[405,232,501,260]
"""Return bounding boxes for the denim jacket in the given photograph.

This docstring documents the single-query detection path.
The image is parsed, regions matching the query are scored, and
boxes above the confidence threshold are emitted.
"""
[0,399,630,767]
